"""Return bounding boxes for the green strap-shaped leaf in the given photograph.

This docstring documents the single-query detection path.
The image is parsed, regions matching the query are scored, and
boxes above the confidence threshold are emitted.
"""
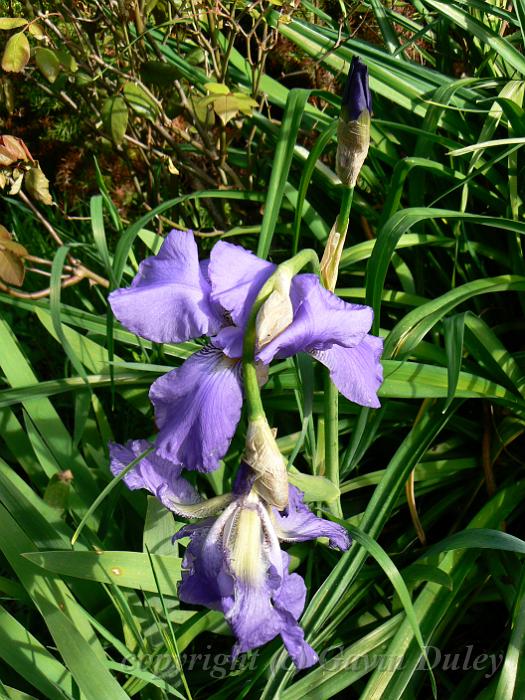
[36,595,130,700]
[256,89,311,259]
[0,604,74,700]
[25,550,182,594]
[424,1,525,76]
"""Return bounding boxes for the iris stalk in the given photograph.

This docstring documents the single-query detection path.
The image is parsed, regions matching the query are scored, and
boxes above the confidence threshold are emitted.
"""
[323,185,354,517]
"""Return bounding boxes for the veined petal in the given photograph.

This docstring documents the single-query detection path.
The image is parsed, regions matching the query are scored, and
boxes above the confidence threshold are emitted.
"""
[109,439,200,510]
[213,325,244,359]
[229,576,289,657]
[278,614,318,670]
[209,241,275,327]
[109,229,221,344]
[273,485,351,551]
[150,347,243,472]
[175,501,241,610]
[257,274,374,364]
[228,550,316,670]
[174,492,320,670]
[226,506,286,653]
[312,334,383,408]
[273,552,306,620]
[175,520,232,610]
[273,555,318,670]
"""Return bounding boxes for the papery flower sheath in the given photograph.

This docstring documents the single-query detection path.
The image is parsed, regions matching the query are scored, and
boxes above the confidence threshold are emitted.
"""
[109,229,383,472]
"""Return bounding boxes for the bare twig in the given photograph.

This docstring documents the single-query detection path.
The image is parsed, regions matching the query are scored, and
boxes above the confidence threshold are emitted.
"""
[18,190,64,247]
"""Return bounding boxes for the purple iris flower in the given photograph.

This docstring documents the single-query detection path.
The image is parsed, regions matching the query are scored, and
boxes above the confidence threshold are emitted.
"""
[109,230,383,473]
[173,465,351,670]
[109,449,350,669]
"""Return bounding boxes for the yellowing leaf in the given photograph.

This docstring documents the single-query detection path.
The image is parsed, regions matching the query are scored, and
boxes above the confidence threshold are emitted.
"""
[34,47,61,83]
[212,92,257,125]
[0,18,28,30]
[1,31,30,72]
[101,96,129,145]
[24,165,52,205]
[0,249,24,285]
[0,238,28,257]
[192,96,213,124]
[205,82,230,95]
[8,171,23,195]
[167,157,179,175]
[27,21,45,39]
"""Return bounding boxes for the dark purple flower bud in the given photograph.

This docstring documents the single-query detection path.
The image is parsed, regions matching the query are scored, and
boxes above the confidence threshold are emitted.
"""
[340,57,372,123]
[336,57,372,187]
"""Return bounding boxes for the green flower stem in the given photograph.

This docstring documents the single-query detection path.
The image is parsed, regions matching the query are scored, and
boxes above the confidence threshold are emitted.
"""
[242,249,319,423]
[336,186,354,240]
[324,184,355,517]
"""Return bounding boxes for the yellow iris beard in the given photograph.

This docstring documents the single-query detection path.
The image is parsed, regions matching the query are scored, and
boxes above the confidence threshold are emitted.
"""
[230,507,264,584]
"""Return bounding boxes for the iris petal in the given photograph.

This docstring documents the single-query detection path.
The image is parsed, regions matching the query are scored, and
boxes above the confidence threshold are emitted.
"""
[273,485,350,550]
[257,274,374,364]
[175,519,232,610]
[312,334,383,408]
[109,229,221,344]
[209,240,275,327]
[150,347,243,472]
[109,439,200,510]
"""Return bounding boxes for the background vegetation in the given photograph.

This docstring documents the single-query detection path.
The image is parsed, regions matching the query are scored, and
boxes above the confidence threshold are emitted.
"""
[0,1,524,698]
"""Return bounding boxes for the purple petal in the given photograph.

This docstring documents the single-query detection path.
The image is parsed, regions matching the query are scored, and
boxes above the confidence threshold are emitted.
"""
[109,229,222,344]
[257,274,374,365]
[341,56,372,122]
[229,577,288,657]
[273,552,307,620]
[232,463,257,497]
[175,522,232,610]
[175,497,319,670]
[149,347,243,471]
[228,551,317,670]
[279,618,318,670]
[209,241,275,327]
[273,485,351,550]
[213,325,245,359]
[109,439,199,510]
[312,334,383,408]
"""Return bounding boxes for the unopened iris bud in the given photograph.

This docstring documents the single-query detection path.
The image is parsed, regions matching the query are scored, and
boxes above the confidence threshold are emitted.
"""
[256,268,293,348]
[244,415,289,510]
[336,57,371,187]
